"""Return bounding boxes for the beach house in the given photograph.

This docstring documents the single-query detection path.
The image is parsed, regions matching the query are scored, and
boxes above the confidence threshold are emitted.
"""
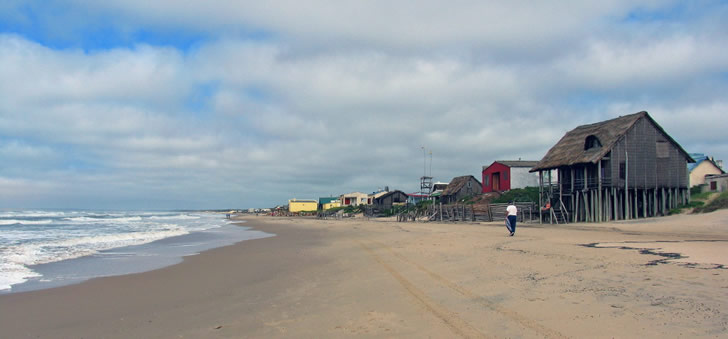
[339,192,369,206]
[482,160,539,193]
[704,174,728,193]
[441,175,482,204]
[372,190,409,209]
[531,111,694,223]
[688,153,725,187]
[288,199,318,212]
[318,197,341,210]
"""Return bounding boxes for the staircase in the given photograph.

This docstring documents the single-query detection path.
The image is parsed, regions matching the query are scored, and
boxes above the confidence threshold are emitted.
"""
[544,186,569,224]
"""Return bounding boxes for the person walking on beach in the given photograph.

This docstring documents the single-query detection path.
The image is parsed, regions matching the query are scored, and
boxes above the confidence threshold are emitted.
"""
[506,201,517,236]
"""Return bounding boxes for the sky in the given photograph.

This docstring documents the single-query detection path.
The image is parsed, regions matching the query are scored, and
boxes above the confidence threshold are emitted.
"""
[1,1,727,210]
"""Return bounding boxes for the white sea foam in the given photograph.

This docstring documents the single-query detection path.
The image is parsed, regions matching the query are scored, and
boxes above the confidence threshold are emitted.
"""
[148,214,200,220]
[0,210,230,291]
[0,219,53,225]
[0,211,69,218]
[63,216,143,223]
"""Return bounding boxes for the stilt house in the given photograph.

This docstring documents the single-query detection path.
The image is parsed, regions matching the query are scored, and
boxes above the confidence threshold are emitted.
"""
[530,111,694,223]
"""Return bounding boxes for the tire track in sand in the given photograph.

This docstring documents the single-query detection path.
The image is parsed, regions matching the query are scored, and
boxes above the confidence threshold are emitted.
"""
[359,241,490,339]
[364,240,568,339]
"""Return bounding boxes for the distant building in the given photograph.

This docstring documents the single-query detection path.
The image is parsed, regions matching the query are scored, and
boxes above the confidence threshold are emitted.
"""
[431,182,448,194]
[339,192,369,206]
[318,197,341,210]
[288,199,318,212]
[372,190,409,209]
[688,153,725,187]
[368,189,390,205]
[704,173,728,193]
[482,160,539,192]
[441,175,481,204]
[531,111,694,223]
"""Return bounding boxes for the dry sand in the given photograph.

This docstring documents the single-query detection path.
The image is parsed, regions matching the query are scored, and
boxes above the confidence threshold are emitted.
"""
[1,210,727,338]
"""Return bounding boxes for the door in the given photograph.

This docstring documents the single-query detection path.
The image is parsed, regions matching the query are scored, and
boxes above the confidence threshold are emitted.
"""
[492,173,500,191]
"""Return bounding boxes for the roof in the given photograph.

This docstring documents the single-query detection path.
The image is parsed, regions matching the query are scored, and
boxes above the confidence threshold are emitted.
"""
[531,111,694,172]
[340,192,367,196]
[442,175,481,196]
[688,153,725,173]
[318,197,339,204]
[483,160,539,170]
[289,199,317,203]
[374,190,408,201]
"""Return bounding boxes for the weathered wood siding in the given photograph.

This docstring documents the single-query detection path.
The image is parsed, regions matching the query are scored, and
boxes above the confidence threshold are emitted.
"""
[609,117,688,189]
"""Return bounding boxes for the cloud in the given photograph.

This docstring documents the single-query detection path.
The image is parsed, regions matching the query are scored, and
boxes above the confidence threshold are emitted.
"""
[0,1,726,208]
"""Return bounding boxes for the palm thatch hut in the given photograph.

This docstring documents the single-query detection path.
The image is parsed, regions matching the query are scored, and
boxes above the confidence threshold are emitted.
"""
[531,111,694,223]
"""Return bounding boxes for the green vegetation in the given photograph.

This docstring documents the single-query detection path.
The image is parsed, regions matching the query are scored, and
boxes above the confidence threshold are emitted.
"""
[691,191,713,201]
[690,185,705,196]
[668,200,704,215]
[670,190,728,214]
[693,191,728,213]
[492,187,540,203]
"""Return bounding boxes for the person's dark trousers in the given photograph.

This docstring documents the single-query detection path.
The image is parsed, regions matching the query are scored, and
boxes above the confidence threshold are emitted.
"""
[507,215,517,233]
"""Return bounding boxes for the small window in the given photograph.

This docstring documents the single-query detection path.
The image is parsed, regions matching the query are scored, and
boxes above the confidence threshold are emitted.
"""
[585,135,602,150]
[711,181,717,191]
[504,171,508,180]
[619,162,626,179]
[484,175,489,186]
[656,141,669,158]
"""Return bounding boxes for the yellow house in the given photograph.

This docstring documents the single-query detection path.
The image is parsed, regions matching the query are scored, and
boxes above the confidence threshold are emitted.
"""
[688,154,725,187]
[323,200,341,210]
[319,197,341,210]
[288,199,318,212]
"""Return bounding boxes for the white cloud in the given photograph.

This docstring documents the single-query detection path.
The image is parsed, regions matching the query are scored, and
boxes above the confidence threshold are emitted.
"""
[1,0,727,208]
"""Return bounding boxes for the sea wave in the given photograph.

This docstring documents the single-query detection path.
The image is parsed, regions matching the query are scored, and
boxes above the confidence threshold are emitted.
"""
[0,226,190,291]
[0,211,70,218]
[148,214,200,220]
[0,219,53,225]
[63,216,143,223]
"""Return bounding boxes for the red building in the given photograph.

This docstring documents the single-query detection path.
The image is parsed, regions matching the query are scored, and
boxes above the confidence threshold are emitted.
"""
[482,160,539,193]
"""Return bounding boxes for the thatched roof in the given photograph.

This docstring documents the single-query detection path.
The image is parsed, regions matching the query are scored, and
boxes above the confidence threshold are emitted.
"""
[442,175,481,196]
[531,111,693,172]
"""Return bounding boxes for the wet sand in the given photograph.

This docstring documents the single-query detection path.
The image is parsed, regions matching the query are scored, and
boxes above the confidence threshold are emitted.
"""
[1,211,727,338]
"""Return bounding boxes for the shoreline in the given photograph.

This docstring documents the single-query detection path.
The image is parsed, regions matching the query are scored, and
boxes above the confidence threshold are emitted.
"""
[1,212,727,338]
[2,220,273,294]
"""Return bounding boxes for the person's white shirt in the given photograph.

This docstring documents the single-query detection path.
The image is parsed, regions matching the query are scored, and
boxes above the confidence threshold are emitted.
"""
[507,204,517,216]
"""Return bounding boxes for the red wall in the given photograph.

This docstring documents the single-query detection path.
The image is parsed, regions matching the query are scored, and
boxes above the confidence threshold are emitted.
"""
[482,162,511,193]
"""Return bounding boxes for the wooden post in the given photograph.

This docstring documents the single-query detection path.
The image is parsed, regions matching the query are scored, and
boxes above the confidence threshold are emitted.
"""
[570,168,575,222]
[597,162,601,222]
[539,171,543,224]
[612,187,617,221]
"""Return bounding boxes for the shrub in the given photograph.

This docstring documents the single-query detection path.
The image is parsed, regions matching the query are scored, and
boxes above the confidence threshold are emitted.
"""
[694,192,728,213]
[492,187,540,203]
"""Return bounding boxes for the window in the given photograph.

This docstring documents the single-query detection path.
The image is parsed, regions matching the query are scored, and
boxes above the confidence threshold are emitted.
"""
[656,140,669,158]
[504,171,508,180]
[711,181,717,191]
[619,162,626,179]
[585,135,602,150]
[484,175,489,186]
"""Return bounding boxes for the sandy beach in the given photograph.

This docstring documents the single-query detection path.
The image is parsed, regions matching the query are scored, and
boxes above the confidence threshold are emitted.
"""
[1,211,727,338]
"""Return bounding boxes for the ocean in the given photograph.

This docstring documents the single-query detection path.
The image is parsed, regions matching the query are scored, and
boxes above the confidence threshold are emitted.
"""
[0,210,273,293]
